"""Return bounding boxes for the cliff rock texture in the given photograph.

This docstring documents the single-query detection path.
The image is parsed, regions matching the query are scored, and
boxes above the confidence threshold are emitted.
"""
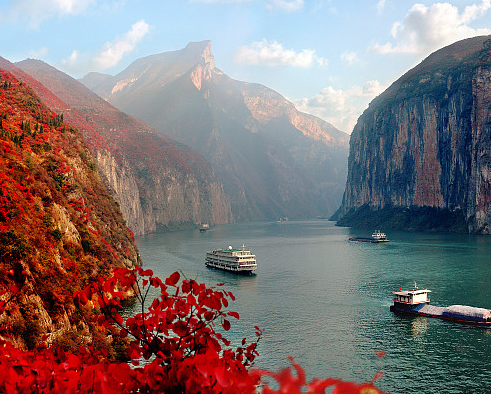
[0,69,138,350]
[81,41,349,221]
[5,58,231,235]
[338,35,491,234]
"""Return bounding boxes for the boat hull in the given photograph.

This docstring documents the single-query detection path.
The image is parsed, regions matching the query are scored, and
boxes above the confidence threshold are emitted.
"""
[349,237,388,243]
[391,303,491,327]
[205,262,256,275]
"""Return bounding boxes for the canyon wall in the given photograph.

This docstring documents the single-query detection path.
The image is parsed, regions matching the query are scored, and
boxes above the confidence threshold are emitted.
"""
[339,36,491,233]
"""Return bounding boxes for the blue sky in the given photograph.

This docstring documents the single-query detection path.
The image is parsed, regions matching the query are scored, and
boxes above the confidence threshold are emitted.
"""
[1,0,491,133]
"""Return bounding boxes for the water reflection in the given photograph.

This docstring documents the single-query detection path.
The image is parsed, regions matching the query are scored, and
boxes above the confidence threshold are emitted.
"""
[410,316,428,336]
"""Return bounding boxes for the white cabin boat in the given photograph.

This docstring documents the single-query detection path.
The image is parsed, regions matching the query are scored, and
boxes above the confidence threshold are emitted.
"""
[371,230,388,242]
[205,245,257,274]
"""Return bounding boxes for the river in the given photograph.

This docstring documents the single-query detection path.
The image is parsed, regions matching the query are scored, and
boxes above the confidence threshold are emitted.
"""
[134,220,491,393]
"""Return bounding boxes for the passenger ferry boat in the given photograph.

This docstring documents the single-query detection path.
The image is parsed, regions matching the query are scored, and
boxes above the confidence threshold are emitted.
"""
[391,284,491,326]
[349,230,388,243]
[205,245,257,274]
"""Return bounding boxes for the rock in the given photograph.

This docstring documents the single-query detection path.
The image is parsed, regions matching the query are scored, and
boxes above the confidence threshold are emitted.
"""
[338,35,491,234]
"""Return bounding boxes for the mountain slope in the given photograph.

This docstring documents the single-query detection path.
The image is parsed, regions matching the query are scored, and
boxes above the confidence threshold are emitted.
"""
[337,35,491,234]
[81,41,349,221]
[4,57,231,235]
[0,69,138,350]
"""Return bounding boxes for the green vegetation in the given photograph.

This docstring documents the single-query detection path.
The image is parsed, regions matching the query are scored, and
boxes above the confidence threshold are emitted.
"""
[0,229,32,262]
[337,204,468,233]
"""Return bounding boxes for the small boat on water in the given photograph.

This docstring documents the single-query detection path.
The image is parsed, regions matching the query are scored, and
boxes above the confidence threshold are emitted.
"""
[205,245,257,274]
[349,230,388,243]
[199,223,210,232]
[390,284,491,326]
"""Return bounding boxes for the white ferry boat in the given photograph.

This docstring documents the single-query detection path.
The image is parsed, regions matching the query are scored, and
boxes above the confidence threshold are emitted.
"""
[205,245,257,274]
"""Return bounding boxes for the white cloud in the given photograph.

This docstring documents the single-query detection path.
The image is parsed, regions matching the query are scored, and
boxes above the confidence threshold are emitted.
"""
[93,19,150,69]
[236,39,327,68]
[5,0,95,28]
[377,0,387,15]
[373,0,491,55]
[266,0,304,12]
[295,80,387,133]
[60,19,150,75]
[340,51,358,65]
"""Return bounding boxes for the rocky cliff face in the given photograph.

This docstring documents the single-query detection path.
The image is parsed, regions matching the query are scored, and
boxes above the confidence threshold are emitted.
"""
[339,35,491,234]
[0,69,138,350]
[4,58,231,235]
[81,41,349,221]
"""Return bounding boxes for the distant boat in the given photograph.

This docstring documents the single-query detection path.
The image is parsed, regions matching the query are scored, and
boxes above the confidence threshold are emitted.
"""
[349,230,388,243]
[199,223,210,232]
[390,284,491,326]
[205,245,257,274]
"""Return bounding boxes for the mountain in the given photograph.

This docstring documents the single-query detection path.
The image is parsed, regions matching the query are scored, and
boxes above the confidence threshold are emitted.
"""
[3,57,232,235]
[337,35,491,234]
[81,41,349,221]
[0,69,138,351]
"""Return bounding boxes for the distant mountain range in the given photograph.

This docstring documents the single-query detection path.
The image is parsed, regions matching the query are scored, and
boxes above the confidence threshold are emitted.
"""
[337,35,491,234]
[80,41,349,222]
[0,56,231,236]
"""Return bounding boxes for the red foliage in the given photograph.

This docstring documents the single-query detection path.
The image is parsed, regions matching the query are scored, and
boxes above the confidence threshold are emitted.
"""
[0,268,385,393]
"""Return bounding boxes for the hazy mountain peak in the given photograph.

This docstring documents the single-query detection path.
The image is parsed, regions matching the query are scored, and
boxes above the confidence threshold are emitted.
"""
[187,41,215,90]
[184,40,215,70]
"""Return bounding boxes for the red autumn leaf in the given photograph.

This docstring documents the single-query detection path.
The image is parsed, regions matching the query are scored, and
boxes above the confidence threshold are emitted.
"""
[114,313,123,326]
[165,271,180,286]
[204,311,215,321]
[227,311,239,319]
[222,319,231,331]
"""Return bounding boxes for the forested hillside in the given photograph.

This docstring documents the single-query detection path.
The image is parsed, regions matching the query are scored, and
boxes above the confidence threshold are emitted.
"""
[0,69,138,351]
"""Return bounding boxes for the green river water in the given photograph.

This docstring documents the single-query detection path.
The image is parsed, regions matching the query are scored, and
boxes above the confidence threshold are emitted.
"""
[134,220,491,393]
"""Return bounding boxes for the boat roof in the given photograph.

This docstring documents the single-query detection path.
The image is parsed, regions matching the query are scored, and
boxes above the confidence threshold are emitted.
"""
[393,289,431,296]
[207,246,253,253]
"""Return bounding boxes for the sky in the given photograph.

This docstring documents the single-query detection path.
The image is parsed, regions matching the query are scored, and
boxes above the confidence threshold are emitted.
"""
[1,0,491,134]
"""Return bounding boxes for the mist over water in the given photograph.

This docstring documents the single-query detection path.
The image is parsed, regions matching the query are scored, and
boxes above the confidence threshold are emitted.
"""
[135,221,491,393]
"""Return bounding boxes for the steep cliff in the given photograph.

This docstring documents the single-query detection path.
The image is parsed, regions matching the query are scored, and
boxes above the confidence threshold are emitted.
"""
[0,69,138,350]
[81,41,349,221]
[338,35,491,234]
[5,58,231,235]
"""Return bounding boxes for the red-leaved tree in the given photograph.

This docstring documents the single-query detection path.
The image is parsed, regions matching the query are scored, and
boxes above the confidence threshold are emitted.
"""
[0,267,384,393]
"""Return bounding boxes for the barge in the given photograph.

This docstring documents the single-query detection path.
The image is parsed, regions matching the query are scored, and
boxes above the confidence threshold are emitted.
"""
[349,230,388,243]
[205,245,257,274]
[390,285,491,326]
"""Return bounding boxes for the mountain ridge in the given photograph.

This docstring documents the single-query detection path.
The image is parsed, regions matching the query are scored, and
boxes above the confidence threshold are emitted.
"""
[81,41,349,221]
[7,56,232,235]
